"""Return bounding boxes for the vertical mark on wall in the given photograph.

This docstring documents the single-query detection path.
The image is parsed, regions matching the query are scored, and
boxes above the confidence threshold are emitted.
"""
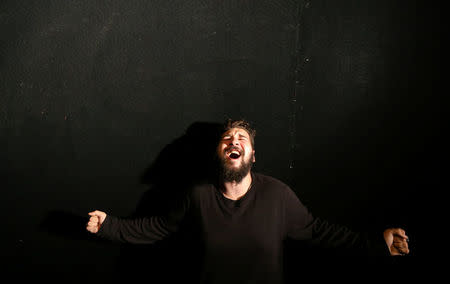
[288,0,307,173]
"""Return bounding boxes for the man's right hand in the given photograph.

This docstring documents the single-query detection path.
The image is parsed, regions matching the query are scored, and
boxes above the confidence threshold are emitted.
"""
[86,210,107,233]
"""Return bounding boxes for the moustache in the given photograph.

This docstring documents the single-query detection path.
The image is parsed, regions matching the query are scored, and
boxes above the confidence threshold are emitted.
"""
[224,146,244,156]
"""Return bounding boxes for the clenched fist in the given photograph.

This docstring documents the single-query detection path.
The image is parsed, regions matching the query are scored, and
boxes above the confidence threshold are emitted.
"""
[383,228,410,256]
[86,210,107,233]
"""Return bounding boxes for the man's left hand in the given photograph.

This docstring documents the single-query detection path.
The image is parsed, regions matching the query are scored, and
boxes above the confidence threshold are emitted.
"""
[383,228,410,256]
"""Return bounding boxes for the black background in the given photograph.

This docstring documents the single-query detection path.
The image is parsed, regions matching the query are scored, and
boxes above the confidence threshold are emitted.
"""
[1,0,442,283]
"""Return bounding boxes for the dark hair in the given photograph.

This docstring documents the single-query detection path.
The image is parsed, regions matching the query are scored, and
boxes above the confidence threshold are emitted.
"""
[222,118,256,148]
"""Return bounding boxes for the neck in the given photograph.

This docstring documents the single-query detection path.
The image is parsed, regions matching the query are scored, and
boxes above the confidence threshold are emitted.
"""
[221,172,252,200]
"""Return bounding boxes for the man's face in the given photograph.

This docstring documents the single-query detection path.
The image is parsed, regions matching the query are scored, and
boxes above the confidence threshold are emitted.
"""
[216,127,255,182]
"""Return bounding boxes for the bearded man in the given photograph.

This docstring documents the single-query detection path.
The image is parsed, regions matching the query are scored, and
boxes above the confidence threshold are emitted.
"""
[86,119,410,284]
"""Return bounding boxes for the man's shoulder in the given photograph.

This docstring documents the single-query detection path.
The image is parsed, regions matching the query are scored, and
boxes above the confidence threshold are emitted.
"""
[252,172,291,191]
[187,181,217,200]
[252,172,305,205]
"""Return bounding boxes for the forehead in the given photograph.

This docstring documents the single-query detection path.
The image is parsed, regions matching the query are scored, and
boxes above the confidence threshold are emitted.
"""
[221,127,250,138]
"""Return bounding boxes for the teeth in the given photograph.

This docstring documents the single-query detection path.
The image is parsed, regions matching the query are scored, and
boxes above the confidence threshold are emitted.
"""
[226,149,241,157]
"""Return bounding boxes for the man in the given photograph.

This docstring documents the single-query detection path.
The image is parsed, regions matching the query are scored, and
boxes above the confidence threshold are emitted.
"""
[87,119,410,283]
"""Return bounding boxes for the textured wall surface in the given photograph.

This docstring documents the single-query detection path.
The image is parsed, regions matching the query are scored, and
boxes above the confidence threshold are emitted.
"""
[1,0,441,282]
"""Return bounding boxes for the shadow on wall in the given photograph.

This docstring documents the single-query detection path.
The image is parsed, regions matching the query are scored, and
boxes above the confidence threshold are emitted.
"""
[137,121,224,216]
[113,121,224,283]
[39,121,224,283]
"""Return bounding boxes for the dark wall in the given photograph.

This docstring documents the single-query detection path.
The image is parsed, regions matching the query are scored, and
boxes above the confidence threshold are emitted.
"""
[292,0,442,232]
[1,0,441,282]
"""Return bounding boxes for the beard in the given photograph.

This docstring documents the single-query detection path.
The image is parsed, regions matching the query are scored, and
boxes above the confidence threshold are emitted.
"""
[217,151,254,183]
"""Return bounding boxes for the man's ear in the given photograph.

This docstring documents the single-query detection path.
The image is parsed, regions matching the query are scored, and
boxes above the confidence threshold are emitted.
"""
[252,150,256,163]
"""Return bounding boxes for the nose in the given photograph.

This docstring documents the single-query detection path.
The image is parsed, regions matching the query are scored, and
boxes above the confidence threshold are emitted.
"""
[229,136,240,146]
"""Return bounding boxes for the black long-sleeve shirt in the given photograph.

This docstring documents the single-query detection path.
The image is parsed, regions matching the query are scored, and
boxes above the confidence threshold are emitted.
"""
[98,172,388,283]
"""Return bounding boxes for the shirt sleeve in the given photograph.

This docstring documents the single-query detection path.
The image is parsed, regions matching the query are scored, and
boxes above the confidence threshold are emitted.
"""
[96,194,190,244]
[282,185,388,256]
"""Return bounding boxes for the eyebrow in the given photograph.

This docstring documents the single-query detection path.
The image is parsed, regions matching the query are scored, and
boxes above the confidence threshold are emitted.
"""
[222,132,249,138]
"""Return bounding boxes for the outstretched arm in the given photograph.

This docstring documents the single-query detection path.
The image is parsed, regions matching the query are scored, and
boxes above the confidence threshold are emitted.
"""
[282,186,411,256]
[283,186,370,251]
[86,212,180,244]
[86,195,190,244]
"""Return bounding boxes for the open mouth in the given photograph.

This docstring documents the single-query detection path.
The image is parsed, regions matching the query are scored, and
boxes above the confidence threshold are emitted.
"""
[226,149,242,160]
